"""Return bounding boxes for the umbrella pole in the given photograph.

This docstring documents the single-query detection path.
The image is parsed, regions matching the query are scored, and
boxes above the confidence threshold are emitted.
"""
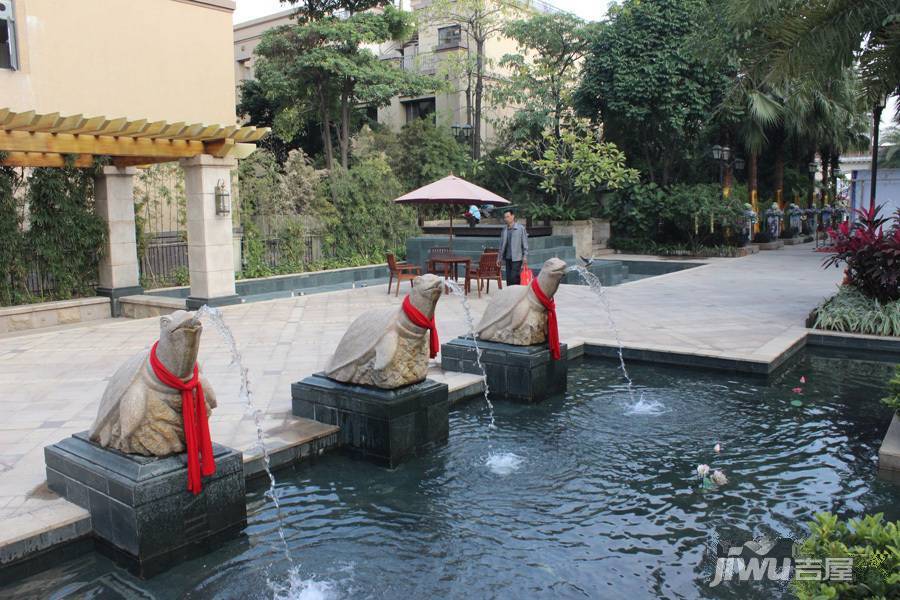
[449,211,454,253]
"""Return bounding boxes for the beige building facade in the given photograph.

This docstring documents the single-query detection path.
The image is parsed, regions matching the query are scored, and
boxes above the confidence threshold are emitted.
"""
[1,0,266,311]
[233,0,558,150]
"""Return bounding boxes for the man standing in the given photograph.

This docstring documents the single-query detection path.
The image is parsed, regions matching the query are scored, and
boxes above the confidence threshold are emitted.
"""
[497,209,528,286]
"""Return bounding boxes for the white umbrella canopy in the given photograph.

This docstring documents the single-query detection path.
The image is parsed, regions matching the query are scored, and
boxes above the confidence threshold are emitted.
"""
[394,175,511,251]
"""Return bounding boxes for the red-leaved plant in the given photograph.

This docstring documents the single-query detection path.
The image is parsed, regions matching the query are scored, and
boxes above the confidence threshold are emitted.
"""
[823,205,900,302]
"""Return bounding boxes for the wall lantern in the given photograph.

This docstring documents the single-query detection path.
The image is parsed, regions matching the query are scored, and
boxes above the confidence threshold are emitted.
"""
[711,144,722,160]
[215,179,231,216]
[733,157,745,171]
[808,161,818,175]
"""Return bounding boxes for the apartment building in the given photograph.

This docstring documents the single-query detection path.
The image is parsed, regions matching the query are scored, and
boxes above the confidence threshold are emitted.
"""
[233,0,560,149]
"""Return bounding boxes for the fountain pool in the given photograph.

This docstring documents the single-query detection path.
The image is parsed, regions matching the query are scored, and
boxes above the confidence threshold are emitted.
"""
[3,351,898,599]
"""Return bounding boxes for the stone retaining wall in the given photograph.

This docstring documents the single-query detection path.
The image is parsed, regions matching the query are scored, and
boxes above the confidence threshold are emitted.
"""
[119,295,186,319]
[0,297,110,334]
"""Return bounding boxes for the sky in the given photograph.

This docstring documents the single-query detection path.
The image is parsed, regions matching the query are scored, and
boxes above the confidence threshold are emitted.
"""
[232,0,613,24]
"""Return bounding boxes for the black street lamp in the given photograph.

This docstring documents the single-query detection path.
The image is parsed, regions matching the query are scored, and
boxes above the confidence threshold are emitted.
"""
[710,145,744,198]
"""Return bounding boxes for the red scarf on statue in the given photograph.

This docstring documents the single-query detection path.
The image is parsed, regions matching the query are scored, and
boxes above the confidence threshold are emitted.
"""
[402,295,439,359]
[150,341,215,495]
[530,278,561,361]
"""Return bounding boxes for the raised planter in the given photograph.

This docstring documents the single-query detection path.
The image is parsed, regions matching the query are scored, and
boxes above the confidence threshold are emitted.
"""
[119,295,186,319]
[879,414,900,474]
[551,220,593,259]
[0,297,111,334]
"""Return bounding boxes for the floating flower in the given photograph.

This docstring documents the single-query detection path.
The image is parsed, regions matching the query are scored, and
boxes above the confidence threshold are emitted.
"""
[697,464,710,478]
[711,470,728,486]
[714,443,721,453]
[800,376,806,384]
[792,387,803,394]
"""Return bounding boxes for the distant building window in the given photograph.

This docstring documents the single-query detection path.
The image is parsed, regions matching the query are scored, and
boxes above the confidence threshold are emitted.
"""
[437,25,462,50]
[0,0,17,70]
[403,98,436,123]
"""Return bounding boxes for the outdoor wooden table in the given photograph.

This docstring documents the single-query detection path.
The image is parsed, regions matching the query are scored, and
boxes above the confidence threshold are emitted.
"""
[430,256,472,293]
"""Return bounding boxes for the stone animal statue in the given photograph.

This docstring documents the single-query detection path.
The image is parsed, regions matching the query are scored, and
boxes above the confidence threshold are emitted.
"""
[477,257,567,346]
[326,274,443,389]
[89,310,217,457]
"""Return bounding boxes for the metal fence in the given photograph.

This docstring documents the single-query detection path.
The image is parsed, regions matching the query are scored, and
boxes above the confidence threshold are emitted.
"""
[140,232,189,286]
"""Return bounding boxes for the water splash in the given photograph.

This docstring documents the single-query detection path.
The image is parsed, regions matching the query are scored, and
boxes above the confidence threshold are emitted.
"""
[485,452,524,475]
[270,567,338,600]
[196,305,294,567]
[624,397,667,415]
[444,280,495,431]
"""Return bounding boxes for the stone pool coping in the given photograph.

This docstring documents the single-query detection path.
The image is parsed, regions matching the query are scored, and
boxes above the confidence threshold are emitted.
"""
[880,414,900,475]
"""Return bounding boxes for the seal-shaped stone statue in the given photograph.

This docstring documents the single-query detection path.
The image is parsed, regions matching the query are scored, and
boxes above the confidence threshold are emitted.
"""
[325,274,443,389]
[89,310,217,457]
[477,257,567,346]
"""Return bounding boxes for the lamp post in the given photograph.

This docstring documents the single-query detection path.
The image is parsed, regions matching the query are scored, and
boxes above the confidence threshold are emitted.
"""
[711,145,744,199]
[807,161,817,209]
[451,123,474,158]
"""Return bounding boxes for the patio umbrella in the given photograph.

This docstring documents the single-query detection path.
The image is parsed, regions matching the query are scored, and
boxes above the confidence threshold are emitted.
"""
[393,174,511,252]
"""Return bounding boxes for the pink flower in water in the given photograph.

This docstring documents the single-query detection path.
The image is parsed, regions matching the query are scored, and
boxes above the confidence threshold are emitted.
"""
[697,464,710,478]
[714,443,722,453]
[800,376,807,384]
[792,387,803,394]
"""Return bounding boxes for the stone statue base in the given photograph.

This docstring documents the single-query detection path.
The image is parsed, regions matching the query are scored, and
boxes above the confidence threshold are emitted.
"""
[291,374,449,468]
[44,432,246,578]
[441,337,568,403]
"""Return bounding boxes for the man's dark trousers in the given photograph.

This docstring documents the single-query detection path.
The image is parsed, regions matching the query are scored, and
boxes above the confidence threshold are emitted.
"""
[505,259,522,286]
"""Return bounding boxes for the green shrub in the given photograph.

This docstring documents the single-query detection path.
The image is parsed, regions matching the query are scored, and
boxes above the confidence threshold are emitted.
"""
[791,512,899,600]
[0,163,28,306]
[605,182,745,250]
[883,366,900,414]
[813,286,900,337]
[26,164,107,301]
[320,154,419,263]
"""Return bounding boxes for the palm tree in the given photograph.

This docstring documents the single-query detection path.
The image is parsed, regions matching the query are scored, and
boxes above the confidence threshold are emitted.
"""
[728,0,900,208]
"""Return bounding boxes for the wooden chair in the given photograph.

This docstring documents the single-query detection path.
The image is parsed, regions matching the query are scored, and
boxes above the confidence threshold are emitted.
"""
[387,253,421,297]
[426,246,452,275]
[465,250,502,297]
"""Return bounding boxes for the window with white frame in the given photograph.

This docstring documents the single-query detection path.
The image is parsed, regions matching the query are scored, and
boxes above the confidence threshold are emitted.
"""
[0,0,18,70]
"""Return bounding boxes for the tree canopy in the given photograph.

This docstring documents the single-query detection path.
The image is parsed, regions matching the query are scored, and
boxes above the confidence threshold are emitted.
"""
[575,0,730,185]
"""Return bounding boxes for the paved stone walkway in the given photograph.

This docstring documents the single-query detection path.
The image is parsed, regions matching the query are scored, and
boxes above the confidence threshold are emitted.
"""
[0,243,841,558]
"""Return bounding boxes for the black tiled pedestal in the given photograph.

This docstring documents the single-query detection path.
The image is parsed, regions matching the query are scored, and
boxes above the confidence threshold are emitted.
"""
[44,432,246,578]
[291,373,449,468]
[441,337,568,402]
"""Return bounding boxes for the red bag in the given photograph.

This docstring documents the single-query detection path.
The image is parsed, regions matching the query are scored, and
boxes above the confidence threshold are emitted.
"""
[519,260,533,285]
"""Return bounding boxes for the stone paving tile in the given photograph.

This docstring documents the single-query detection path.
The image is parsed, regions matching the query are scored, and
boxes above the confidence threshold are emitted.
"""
[0,242,841,556]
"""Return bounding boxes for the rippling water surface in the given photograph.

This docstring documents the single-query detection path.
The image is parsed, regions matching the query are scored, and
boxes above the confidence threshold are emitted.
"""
[4,353,898,600]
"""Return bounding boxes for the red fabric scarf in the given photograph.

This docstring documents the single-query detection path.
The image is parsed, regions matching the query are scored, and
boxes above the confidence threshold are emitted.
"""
[150,341,215,495]
[530,278,561,360]
[402,295,439,359]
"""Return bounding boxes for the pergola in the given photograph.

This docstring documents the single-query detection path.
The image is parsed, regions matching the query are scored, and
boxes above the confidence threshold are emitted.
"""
[0,108,268,168]
[0,107,269,312]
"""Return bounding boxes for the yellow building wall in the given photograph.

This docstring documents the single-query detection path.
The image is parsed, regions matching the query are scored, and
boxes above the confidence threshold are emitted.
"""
[0,0,237,125]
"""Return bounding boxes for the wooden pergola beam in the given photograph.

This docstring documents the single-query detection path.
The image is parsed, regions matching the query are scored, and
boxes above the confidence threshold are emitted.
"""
[0,152,94,168]
[0,130,205,159]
